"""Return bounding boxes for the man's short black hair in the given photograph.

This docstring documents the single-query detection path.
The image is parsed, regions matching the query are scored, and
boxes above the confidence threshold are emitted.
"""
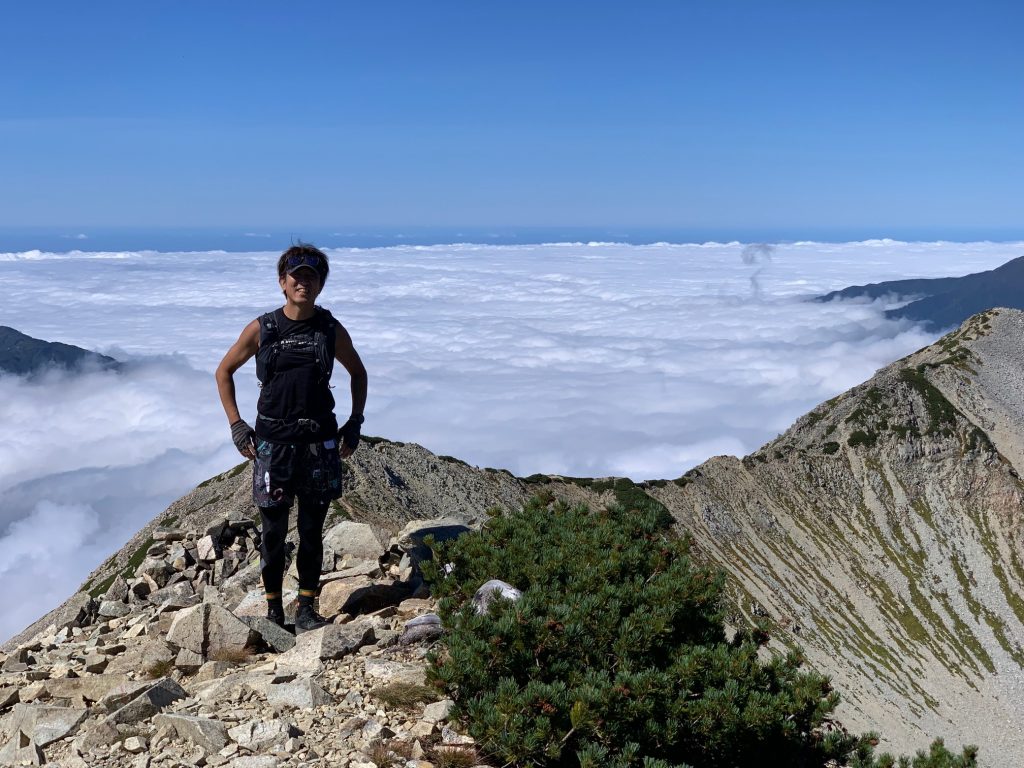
[277,243,330,285]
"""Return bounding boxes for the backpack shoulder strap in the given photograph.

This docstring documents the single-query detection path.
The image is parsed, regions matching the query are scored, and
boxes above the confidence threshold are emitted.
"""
[259,310,279,348]
[255,311,281,387]
[313,307,336,378]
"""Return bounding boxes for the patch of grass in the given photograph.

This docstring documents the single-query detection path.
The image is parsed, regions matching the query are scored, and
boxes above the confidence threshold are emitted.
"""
[520,473,550,485]
[426,744,480,768]
[366,741,394,766]
[821,442,840,455]
[370,681,438,709]
[438,455,470,467]
[122,536,156,580]
[207,646,255,664]
[899,367,957,436]
[161,515,179,527]
[87,573,117,599]
[847,430,877,448]
[144,658,176,679]
[328,500,351,523]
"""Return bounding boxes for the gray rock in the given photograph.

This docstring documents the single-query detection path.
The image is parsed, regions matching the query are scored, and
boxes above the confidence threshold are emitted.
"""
[363,658,427,685]
[228,757,279,768]
[1,704,88,746]
[43,673,132,710]
[399,612,443,645]
[83,653,108,673]
[422,699,454,723]
[107,678,188,724]
[226,719,296,751]
[152,712,229,753]
[197,535,218,562]
[472,579,522,614]
[104,638,175,676]
[175,648,204,673]
[266,678,333,709]
[153,527,186,542]
[193,660,233,683]
[0,685,19,711]
[275,622,374,674]
[124,735,147,753]
[319,560,382,584]
[97,679,155,713]
[104,575,130,603]
[322,521,383,563]
[146,580,196,606]
[135,558,173,588]
[0,730,44,766]
[323,580,410,617]
[167,603,257,659]
[391,518,471,562]
[98,600,131,618]
[238,616,296,653]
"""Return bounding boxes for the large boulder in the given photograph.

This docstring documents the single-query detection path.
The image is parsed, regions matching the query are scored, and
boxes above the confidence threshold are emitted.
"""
[0,730,44,766]
[274,622,374,674]
[167,603,257,659]
[319,578,409,617]
[0,704,88,746]
[106,678,188,725]
[226,719,298,751]
[266,678,333,709]
[322,521,383,564]
[152,713,229,753]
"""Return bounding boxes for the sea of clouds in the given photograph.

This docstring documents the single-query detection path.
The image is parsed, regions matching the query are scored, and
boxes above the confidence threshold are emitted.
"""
[1,239,1020,643]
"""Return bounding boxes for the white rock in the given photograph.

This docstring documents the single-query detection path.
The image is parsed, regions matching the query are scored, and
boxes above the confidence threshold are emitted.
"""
[471,579,522,614]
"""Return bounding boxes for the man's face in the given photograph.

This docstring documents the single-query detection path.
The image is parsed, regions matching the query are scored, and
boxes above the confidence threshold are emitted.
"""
[280,267,322,303]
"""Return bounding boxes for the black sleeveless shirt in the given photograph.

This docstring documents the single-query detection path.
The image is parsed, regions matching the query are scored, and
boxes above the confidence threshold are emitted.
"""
[255,308,338,443]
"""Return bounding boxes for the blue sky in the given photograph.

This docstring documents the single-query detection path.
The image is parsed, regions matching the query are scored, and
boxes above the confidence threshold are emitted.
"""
[2,2,1022,237]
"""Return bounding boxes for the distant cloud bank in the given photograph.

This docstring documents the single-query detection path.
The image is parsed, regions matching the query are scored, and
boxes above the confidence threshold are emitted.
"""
[0,238,1020,643]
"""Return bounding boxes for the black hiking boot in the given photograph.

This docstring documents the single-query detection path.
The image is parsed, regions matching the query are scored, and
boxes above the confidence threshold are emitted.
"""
[294,603,330,634]
[266,605,286,629]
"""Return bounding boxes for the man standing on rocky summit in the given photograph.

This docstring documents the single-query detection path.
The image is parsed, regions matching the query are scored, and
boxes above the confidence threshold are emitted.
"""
[216,243,368,634]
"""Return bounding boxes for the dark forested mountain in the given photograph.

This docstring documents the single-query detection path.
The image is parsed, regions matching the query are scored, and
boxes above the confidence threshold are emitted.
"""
[0,326,120,376]
[816,254,1024,330]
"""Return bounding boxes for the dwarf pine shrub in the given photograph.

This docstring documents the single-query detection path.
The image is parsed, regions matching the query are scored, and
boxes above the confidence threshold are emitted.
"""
[422,494,977,768]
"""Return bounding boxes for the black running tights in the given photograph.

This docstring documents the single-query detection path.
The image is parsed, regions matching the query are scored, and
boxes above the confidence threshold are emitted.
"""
[258,496,330,594]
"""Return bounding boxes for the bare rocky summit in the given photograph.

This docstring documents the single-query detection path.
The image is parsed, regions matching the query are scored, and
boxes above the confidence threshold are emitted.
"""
[5,308,1024,766]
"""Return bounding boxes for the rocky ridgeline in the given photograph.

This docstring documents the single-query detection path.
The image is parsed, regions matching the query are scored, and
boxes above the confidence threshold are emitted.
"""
[0,516,494,768]
[9,309,1024,766]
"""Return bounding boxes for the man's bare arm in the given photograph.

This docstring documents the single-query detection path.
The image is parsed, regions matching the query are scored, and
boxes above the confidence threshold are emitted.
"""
[334,324,368,420]
[216,320,260,457]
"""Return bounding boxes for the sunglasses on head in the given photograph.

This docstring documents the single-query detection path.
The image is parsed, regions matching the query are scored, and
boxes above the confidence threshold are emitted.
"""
[287,253,323,271]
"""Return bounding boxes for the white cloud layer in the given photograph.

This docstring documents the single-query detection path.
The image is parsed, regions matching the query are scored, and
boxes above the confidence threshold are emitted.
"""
[0,238,1021,643]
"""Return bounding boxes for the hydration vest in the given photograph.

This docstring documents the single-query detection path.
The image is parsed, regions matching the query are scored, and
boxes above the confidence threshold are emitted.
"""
[255,307,336,389]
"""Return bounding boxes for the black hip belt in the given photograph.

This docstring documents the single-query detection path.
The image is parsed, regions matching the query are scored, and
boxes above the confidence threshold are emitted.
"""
[257,413,322,433]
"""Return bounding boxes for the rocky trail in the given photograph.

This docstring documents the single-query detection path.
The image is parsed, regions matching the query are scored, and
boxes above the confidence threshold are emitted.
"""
[0,516,489,768]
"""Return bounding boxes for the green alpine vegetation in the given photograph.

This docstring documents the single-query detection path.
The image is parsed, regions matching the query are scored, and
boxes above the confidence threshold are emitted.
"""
[422,494,978,768]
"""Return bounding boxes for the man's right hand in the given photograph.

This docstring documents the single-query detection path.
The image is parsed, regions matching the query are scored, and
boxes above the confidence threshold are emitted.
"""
[230,419,257,459]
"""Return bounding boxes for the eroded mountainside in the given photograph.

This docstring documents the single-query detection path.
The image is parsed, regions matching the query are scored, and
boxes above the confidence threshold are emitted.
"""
[647,308,1024,762]
[8,308,1024,765]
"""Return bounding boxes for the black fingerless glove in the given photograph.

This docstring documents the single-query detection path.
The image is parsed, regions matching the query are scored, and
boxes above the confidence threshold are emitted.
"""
[230,419,256,455]
[338,414,363,452]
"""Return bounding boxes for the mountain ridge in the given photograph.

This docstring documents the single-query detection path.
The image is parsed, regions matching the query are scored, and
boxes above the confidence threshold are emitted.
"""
[7,309,1024,764]
[0,326,121,377]
[816,255,1024,330]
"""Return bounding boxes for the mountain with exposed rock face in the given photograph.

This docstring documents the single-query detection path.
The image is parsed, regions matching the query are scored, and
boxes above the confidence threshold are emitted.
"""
[4,309,1024,766]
